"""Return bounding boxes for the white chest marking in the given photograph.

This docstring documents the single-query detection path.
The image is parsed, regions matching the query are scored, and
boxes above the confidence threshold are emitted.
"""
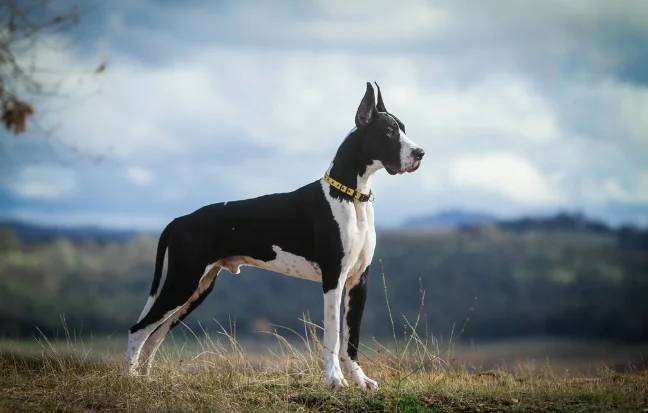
[350,200,376,282]
[320,175,375,281]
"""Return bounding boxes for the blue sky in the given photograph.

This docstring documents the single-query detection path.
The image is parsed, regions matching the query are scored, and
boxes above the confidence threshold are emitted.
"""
[1,0,647,230]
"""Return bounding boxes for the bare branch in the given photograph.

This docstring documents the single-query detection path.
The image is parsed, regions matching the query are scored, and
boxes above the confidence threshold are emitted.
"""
[0,0,106,163]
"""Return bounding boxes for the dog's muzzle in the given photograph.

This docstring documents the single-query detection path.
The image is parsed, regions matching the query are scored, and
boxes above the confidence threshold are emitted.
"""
[386,148,425,175]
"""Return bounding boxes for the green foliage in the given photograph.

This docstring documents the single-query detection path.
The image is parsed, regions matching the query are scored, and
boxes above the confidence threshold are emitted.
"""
[0,226,646,342]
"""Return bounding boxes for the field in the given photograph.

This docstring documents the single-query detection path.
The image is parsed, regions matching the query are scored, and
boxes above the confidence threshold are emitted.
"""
[1,322,646,413]
[2,221,647,411]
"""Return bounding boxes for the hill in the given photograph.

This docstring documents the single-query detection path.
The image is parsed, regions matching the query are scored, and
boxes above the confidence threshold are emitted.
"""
[401,209,498,230]
[0,220,151,245]
[1,212,647,343]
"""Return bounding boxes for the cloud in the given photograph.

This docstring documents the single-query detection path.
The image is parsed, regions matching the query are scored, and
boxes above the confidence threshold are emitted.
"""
[306,0,451,44]
[124,166,154,186]
[402,75,562,149]
[2,0,647,229]
[450,153,562,205]
[4,208,169,231]
[580,172,648,205]
[102,0,648,86]
[615,83,648,146]
[2,165,77,200]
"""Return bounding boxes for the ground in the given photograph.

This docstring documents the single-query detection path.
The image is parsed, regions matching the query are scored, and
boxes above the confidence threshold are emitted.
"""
[0,329,646,412]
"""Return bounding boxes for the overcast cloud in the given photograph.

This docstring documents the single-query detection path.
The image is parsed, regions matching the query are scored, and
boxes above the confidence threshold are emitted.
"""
[1,0,647,229]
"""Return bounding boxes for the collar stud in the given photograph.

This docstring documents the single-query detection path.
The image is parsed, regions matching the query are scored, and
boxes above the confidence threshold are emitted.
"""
[324,174,373,203]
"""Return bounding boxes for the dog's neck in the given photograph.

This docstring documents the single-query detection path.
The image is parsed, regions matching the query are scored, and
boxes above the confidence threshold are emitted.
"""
[325,127,383,200]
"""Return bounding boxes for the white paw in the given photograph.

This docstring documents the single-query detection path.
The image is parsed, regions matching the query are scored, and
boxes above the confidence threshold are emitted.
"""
[325,362,349,389]
[126,365,141,376]
[359,375,379,391]
[344,359,379,391]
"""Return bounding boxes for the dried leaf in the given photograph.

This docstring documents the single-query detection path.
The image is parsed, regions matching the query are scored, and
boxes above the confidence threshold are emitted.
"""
[2,100,35,136]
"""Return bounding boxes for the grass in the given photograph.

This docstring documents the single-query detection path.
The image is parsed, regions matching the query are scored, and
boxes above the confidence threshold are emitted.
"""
[1,318,646,413]
[1,271,646,412]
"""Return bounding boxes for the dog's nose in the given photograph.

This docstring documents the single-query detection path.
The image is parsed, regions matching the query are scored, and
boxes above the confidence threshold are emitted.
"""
[412,148,425,161]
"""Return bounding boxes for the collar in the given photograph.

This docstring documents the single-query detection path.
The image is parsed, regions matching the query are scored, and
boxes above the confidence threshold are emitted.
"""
[323,174,374,202]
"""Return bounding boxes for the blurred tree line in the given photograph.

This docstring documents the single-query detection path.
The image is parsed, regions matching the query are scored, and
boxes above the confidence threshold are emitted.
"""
[1,214,646,343]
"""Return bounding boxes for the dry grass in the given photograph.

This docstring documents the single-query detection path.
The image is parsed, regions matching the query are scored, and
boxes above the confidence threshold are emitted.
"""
[0,316,646,413]
[2,271,646,412]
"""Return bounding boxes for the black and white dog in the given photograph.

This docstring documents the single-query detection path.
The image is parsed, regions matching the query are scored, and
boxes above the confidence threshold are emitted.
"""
[127,82,424,390]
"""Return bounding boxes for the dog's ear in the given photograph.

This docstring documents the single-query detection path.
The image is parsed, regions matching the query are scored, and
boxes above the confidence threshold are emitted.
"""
[355,82,376,128]
[374,81,387,113]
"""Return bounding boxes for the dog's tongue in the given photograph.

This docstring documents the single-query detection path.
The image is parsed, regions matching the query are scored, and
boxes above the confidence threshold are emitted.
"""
[404,162,421,173]
[393,161,421,174]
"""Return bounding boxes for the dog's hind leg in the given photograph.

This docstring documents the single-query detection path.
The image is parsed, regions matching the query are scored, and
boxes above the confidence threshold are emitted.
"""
[127,303,180,375]
[127,220,174,375]
[140,265,221,374]
[342,267,378,390]
[127,261,219,375]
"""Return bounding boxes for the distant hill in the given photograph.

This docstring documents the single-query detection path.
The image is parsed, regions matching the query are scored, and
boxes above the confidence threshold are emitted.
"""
[0,220,154,245]
[2,209,646,250]
[494,211,612,234]
[402,209,498,230]
[401,210,647,252]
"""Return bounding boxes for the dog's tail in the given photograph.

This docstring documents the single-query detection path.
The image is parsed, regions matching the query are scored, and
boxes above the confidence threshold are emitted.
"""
[136,219,174,323]
[150,220,174,296]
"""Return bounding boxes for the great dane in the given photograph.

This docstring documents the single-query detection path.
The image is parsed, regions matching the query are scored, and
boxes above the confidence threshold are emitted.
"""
[127,82,425,390]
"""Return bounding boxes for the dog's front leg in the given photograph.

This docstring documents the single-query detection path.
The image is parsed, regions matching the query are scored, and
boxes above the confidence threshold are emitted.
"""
[342,266,378,390]
[322,274,348,389]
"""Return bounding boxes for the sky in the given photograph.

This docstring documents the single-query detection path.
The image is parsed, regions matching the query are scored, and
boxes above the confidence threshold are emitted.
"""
[1,0,647,230]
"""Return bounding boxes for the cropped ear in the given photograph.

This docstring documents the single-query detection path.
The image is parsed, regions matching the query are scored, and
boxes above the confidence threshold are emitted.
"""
[355,82,376,128]
[374,81,387,113]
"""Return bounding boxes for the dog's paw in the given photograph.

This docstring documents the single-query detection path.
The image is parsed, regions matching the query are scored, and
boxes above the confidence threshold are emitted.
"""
[125,362,140,376]
[351,370,379,391]
[327,375,349,389]
[358,375,379,391]
[325,363,349,389]
[343,359,379,391]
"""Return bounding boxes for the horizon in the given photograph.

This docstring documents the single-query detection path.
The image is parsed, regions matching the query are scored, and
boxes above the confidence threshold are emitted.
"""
[2,207,644,234]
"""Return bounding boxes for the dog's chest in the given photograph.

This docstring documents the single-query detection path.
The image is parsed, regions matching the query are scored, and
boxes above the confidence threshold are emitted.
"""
[327,193,376,278]
[349,201,376,276]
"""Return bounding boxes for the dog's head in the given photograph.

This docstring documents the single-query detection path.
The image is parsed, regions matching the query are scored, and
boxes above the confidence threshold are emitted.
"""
[355,82,424,175]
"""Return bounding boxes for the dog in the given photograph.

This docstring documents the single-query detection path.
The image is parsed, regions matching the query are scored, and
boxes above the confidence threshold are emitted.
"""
[126,82,424,390]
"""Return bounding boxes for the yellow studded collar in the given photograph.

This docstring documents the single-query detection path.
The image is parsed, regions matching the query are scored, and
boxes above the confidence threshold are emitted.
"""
[323,174,374,202]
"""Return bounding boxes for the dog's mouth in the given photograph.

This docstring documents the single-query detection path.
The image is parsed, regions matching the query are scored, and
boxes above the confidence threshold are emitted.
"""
[404,160,421,173]
[386,160,421,175]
